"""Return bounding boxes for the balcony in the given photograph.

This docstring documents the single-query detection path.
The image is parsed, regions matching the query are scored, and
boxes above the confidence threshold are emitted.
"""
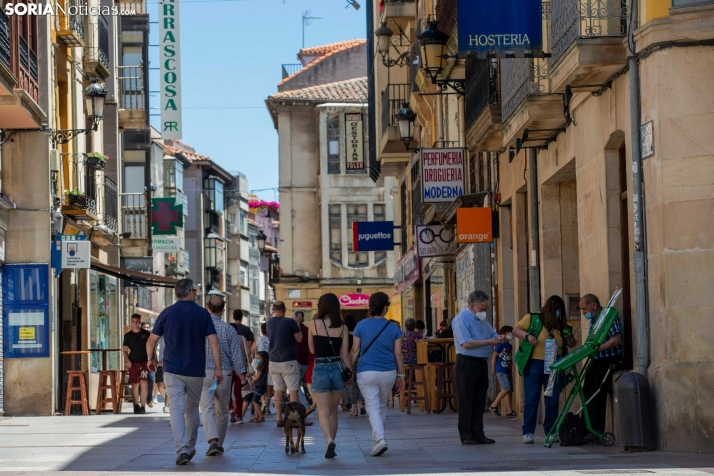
[104,177,119,233]
[83,15,110,80]
[465,58,502,152]
[57,0,85,47]
[500,57,564,149]
[549,0,628,92]
[0,12,45,128]
[381,0,416,27]
[281,63,302,79]
[118,0,146,14]
[61,154,98,221]
[120,192,148,256]
[118,64,146,128]
[379,83,414,172]
[225,273,233,295]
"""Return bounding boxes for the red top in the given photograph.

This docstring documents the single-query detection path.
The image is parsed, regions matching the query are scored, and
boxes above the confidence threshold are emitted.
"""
[295,323,310,365]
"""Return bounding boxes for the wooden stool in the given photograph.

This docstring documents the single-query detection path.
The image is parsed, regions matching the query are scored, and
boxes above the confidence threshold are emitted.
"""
[96,370,119,414]
[434,363,457,413]
[116,370,134,413]
[64,371,89,416]
[402,364,431,414]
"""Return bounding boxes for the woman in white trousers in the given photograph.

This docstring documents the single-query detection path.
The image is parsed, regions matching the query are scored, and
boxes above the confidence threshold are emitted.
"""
[350,292,405,457]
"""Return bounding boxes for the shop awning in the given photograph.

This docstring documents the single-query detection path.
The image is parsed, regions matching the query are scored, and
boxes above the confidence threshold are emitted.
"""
[90,261,179,288]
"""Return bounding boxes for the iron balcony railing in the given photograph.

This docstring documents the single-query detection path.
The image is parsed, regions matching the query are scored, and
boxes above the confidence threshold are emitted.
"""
[500,57,551,123]
[465,58,501,130]
[551,0,628,65]
[85,15,110,69]
[225,273,232,295]
[18,37,37,81]
[119,64,144,109]
[104,177,118,232]
[57,0,85,44]
[85,168,99,216]
[120,192,148,239]
[0,9,9,70]
[281,63,302,79]
[381,83,409,135]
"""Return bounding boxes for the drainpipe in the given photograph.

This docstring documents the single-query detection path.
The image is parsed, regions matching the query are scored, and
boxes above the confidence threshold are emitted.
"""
[528,148,541,312]
[628,0,649,377]
[458,95,466,147]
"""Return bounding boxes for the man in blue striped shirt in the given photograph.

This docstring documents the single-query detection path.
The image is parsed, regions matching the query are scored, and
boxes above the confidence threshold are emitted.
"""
[200,296,247,457]
[452,290,506,445]
[580,294,625,437]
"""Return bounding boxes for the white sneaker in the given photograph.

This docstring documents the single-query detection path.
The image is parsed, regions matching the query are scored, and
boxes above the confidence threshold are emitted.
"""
[152,397,159,404]
[523,433,535,444]
[163,406,170,413]
[371,439,388,457]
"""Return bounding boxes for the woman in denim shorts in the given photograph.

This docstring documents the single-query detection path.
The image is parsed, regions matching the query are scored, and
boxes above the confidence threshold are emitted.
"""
[308,293,353,459]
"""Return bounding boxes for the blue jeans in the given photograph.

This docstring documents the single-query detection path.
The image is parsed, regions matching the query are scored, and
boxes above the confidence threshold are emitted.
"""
[312,361,346,393]
[522,359,561,436]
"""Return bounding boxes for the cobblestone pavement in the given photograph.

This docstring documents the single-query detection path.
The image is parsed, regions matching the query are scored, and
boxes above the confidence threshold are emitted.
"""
[1,400,713,475]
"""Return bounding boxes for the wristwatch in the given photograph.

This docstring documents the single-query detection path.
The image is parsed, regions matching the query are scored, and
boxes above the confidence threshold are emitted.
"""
[397,373,405,377]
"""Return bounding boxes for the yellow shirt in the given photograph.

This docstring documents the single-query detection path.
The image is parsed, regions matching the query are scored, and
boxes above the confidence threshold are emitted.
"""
[515,314,565,360]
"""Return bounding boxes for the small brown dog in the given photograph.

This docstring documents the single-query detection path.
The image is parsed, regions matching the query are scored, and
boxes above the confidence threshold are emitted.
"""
[283,402,307,454]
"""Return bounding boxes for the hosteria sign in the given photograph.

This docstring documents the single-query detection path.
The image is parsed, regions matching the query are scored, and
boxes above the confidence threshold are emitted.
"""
[421,148,465,203]
[456,0,543,55]
[160,0,182,139]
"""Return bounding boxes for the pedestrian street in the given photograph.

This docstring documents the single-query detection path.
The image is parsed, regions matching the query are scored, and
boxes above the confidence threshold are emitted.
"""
[1,402,712,475]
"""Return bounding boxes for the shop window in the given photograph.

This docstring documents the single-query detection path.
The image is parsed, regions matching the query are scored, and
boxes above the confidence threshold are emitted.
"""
[89,272,118,372]
[327,114,341,174]
[329,204,342,264]
[347,203,368,268]
[373,203,387,264]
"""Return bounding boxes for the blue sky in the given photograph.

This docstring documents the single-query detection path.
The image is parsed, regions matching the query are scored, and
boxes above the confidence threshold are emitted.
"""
[147,0,367,201]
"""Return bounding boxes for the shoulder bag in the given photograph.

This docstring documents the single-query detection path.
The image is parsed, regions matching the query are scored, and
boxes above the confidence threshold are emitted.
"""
[322,320,353,383]
[515,312,543,376]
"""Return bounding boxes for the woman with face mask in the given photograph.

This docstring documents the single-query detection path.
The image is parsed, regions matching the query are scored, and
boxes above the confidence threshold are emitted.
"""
[512,295,577,444]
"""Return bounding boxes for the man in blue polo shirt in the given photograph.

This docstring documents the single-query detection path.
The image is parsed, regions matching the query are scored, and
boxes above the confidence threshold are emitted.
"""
[147,279,223,466]
[452,290,506,445]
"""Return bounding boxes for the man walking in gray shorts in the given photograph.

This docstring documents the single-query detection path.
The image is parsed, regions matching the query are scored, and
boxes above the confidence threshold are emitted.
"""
[147,279,223,465]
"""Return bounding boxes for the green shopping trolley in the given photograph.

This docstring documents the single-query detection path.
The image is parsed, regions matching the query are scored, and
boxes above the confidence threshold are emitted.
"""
[543,289,623,448]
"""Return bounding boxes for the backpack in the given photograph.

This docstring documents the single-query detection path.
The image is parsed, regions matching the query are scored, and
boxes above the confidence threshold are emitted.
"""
[558,412,587,446]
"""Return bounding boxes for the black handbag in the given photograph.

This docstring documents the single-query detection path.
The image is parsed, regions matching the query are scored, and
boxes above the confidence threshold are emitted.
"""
[322,320,353,382]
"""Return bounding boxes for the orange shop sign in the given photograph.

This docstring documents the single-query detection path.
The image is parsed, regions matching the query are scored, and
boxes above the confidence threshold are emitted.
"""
[456,207,493,243]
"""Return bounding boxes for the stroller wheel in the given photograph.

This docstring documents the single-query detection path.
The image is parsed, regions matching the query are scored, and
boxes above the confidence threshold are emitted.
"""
[600,432,616,447]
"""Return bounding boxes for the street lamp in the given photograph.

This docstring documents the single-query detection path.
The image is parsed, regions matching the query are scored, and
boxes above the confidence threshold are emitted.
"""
[416,20,464,95]
[375,22,393,59]
[396,103,418,151]
[41,77,108,145]
[256,230,267,253]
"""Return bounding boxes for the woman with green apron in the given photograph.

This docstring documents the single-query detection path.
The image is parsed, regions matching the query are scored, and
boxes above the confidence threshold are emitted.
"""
[512,295,576,444]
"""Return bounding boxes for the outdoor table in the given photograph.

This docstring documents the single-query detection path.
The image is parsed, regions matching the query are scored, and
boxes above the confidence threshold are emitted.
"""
[416,338,455,364]
[88,348,123,371]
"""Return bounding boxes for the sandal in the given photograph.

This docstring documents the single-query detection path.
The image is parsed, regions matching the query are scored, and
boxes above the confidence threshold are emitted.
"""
[350,411,358,417]
[249,417,264,423]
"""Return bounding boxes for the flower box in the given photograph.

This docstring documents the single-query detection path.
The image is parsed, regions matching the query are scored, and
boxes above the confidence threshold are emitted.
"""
[85,153,108,170]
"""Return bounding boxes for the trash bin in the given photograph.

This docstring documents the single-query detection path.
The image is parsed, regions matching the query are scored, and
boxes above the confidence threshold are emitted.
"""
[613,372,655,450]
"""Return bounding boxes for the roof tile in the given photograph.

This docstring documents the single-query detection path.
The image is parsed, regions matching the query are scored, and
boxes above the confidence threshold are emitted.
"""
[268,77,367,103]
[279,39,366,86]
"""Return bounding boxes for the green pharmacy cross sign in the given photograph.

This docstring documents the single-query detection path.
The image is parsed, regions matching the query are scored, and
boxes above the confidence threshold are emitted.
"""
[151,198,184,235]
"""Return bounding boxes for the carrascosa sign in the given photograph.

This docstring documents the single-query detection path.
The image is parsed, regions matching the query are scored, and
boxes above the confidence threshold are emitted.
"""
[456,0,543,54]
[339,294,370,308]
[421,148,465,203]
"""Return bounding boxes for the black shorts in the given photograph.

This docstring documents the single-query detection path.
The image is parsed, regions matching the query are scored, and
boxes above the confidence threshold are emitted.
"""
[155,366,164,383]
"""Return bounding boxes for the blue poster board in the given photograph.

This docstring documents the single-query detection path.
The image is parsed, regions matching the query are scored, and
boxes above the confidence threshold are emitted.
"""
[457,0,543,54]
[3,264,50,358]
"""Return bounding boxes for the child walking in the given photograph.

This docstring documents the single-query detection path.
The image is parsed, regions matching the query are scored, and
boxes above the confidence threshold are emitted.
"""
[250,351,269,423]
[490,326,516,418]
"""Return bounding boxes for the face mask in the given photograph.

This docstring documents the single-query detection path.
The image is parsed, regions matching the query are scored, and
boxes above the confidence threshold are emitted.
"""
[556,310,562,319]
[584,312,595,320]
[506,333,514,342]
[475,311,487,321]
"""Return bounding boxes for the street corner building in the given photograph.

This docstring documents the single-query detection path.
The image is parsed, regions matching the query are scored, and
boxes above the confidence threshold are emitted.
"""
[368,0,714,453]
[265,39,400,321]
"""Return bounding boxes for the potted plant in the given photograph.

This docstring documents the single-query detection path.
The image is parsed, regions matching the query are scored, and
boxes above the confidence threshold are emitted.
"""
[65,189,88,207]
[85,152,108,169]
